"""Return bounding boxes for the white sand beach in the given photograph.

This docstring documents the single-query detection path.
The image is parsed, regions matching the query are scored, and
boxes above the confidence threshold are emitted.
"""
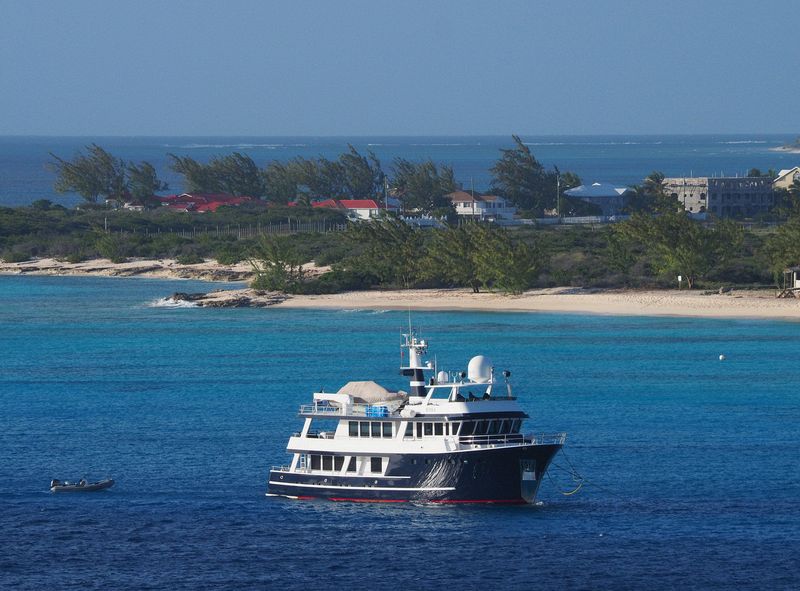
[274,287,799,320]
[3,258,798,320]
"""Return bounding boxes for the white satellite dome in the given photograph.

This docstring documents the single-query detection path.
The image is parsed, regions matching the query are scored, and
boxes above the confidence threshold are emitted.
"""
[436,370,449,384]
[467,355,493,383]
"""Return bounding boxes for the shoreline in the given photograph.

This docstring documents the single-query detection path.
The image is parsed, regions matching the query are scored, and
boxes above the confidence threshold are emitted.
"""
[3,257,799,320]
[271,287,800,320]
[0,257,256,282]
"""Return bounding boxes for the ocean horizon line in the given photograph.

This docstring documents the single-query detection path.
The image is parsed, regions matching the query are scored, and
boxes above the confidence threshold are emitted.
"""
[0,132,794,140]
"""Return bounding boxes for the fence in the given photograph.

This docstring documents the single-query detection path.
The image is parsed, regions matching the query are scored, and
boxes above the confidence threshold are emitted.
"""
[108,220,348,240]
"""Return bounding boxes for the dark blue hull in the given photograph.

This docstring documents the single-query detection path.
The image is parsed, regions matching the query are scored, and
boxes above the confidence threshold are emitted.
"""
[267,444,561,504]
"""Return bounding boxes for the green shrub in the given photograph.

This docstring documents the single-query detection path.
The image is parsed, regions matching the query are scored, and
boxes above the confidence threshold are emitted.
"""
[214,245,244,265]
[1,250,30,263]
[292,269,374,294]
[65,251,87,263]
[176,252,205,265]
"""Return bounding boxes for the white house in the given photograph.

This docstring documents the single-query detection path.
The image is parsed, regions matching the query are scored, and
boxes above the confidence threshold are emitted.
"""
[446,191,516,220]
[564,182,631,216]
[339,199,396,220]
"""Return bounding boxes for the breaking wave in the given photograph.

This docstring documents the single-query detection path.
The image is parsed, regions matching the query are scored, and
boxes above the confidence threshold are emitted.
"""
[163,143,308,149]
[148,297,199,308]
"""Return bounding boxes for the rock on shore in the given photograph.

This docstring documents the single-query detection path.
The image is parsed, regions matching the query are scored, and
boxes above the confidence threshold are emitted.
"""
[166,289,289,308]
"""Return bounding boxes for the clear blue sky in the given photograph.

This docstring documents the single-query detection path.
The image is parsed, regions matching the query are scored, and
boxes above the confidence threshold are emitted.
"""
[1,0,797,136]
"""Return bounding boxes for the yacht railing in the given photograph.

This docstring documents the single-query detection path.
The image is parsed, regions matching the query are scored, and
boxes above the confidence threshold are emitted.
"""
[298,403,393,418]
[459,432,566,447]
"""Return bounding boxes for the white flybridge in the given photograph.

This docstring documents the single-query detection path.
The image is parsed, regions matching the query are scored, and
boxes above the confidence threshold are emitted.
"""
[267,331,565,504]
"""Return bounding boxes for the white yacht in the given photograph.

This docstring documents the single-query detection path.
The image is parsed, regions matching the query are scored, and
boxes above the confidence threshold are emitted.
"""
[267,331,565,504]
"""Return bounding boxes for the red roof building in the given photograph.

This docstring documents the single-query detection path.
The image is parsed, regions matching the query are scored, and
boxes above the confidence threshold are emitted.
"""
[158,193,255,213]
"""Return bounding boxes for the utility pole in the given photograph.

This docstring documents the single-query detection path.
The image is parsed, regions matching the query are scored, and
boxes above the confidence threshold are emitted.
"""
[554,165,561,221]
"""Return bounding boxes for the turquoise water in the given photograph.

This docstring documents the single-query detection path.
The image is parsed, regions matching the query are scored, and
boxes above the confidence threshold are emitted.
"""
[1,276,799,589]
[2,134,798,207]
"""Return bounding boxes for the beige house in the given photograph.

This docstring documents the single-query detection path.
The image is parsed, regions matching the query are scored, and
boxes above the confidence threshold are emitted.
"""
[773,167,800,190]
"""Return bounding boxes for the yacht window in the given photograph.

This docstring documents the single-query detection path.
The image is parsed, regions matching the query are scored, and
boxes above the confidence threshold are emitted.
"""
[451,422,460,436]
[349,421,358,437]
[434,423,444,436]
[460,421,474,436]
[334,456,344,471]
[370,457,382,473]
[360,422,370,437]
[346,457,356,472]
[322,455,333,471]
[487,420,499,435]
[424,423,433,437]
[371,422,382,438]
[475,421,488,435]
[382,422,393,438]
[444,423,449,436]
[511,419,521,433]
[405,423,413,437]
[416,423,422,438]
[310,455,321,470]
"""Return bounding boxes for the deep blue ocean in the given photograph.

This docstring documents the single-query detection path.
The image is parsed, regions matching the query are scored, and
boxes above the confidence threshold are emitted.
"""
[1,275,799,589]
[1,134,799,207]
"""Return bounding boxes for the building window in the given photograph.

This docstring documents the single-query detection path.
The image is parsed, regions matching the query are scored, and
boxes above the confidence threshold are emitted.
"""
[370,457,382,473]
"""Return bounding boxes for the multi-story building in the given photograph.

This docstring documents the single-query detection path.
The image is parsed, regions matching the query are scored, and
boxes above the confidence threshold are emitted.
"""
[663,176,774,217]
[446,191,517,220]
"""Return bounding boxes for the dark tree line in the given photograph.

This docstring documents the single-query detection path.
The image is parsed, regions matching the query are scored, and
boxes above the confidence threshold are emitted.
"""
[251,218,546,295]
[50,137,586,217]
[49,144,168,205]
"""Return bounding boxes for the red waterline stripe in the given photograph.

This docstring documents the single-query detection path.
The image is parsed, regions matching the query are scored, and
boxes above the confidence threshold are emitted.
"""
[314,497,526,504]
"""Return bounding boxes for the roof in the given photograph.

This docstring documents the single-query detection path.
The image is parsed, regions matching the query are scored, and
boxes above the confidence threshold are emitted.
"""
[775,167,800,181]
[339,199,381,209]
[446,190,479,203]
[158,193,255,212]
[312,199,341,209]
[564,182,631,198]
